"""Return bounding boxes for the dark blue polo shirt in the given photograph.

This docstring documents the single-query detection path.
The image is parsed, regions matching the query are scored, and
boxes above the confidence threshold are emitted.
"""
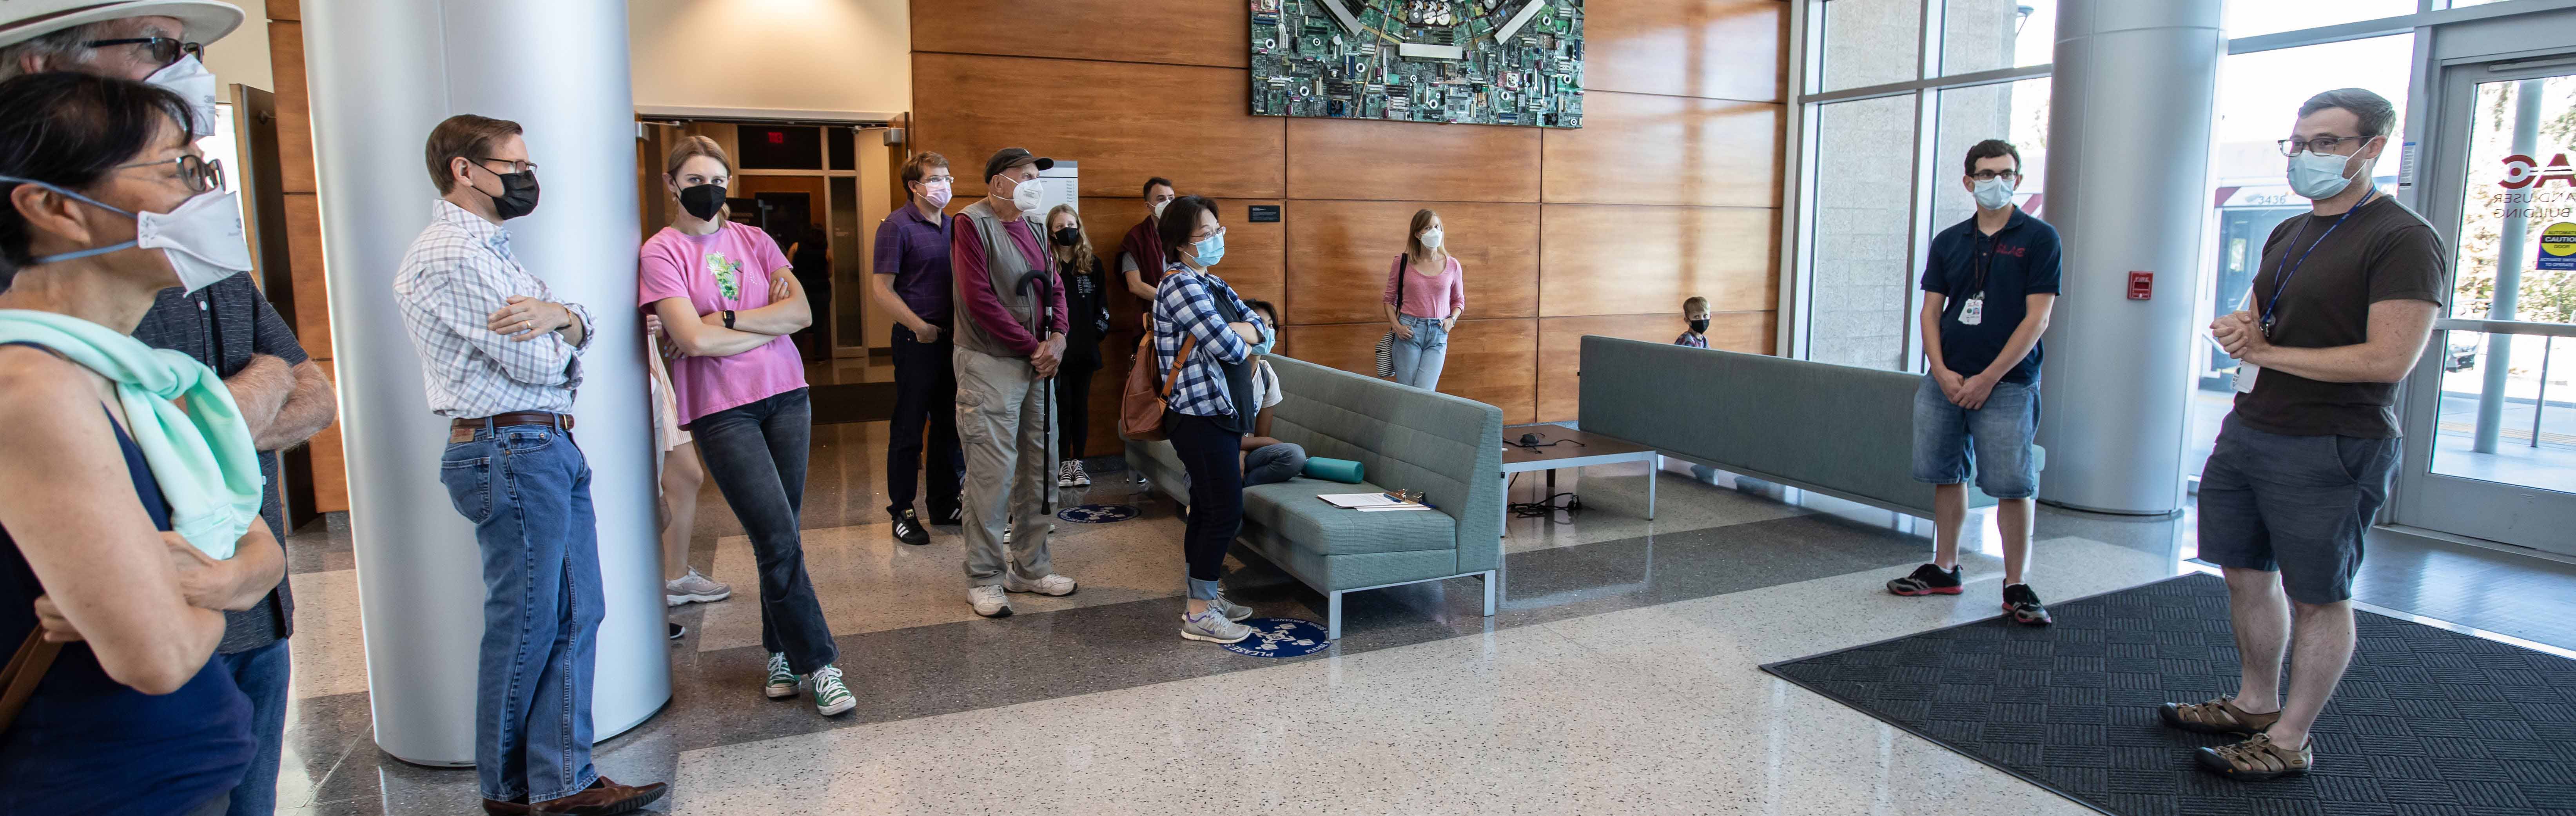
[1918,208,2061,384]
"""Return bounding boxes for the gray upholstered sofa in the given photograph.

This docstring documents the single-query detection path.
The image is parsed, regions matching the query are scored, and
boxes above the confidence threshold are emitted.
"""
[1127,354,1503,639]
[1576,336,2043,519]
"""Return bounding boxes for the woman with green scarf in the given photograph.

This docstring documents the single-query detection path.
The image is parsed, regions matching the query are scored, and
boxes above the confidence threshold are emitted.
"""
[0,73,283,815]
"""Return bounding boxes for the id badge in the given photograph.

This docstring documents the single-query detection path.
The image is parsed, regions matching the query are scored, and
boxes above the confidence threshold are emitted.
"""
[1959,296,1985,326]
[2235,363,2260,393]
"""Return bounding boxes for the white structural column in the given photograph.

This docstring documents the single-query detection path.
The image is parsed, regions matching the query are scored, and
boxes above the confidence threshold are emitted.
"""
[305,0,667,764]
[2032,0,2224,515]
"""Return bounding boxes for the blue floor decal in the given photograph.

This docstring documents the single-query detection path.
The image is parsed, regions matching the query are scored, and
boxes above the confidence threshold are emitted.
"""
[1221,618,1332,658]
[1057,504,1140,524]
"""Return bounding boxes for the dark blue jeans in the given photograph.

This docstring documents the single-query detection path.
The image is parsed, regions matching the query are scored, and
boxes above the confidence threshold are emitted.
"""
[694,388,838,672]
[439,420,602,803]
[214,638,290,815]
[886,325,963,517]
[1165,411,1245,597]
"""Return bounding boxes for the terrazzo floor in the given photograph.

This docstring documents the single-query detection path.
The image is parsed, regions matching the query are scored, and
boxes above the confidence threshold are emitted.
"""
[259,419,2573,815]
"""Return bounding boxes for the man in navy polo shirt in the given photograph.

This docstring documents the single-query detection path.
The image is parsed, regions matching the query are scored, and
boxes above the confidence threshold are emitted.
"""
[1884,139,2061,627]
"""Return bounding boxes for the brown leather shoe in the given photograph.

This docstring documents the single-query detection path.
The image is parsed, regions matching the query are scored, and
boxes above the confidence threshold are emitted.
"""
[526,776,669,816]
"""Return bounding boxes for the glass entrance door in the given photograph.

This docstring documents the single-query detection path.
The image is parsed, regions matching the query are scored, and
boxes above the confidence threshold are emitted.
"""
[2395,56,2576,555]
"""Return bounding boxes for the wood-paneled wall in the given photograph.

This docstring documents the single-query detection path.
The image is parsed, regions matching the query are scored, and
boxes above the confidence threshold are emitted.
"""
[913,0,1785,454]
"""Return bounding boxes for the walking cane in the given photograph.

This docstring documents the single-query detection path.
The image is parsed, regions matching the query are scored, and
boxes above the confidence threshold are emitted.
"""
[1018,268,1059,517]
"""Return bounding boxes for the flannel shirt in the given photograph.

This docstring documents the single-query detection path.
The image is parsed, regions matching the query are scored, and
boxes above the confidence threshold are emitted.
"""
[1152,265,1262,418]
[393,199,595,418]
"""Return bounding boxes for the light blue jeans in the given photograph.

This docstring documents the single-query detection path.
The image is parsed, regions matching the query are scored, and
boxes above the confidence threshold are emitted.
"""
[439,420,603,803]
[1390,314,1449,390]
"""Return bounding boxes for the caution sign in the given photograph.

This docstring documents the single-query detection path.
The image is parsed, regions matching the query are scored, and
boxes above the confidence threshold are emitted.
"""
[2543,221,2576,272]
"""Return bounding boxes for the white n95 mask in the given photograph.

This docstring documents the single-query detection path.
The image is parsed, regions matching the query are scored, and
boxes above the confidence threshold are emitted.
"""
[5,177,252,294]
[147,55,221,140]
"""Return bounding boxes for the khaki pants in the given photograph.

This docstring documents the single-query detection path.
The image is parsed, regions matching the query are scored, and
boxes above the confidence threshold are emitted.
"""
[954,346,1057,586]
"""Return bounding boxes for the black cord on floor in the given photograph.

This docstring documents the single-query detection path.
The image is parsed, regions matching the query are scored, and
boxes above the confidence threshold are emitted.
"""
[1505,474,1584,517]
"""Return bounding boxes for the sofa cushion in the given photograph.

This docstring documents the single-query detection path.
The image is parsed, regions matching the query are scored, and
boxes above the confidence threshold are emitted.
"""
[1241,478,1458,557]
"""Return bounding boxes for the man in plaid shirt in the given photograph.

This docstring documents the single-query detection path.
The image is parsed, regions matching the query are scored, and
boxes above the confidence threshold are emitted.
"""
[391,114,667,816]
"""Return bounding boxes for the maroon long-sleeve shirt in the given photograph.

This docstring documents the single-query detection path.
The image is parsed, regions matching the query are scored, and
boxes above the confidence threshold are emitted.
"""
[950,212,1068,356]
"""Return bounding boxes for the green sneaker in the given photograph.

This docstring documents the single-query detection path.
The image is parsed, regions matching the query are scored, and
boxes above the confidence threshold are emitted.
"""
[811,665,855,716]
[764,653,798,699]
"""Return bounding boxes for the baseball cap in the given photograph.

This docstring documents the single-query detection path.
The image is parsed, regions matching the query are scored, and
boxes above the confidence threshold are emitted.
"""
[982,147,1054,181]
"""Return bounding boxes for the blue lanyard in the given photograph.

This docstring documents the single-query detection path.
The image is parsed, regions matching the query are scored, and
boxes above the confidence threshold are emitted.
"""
[2260,190,2374,336]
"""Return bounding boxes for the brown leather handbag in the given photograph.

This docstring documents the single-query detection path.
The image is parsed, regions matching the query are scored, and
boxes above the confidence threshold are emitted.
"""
[1119,332,1196,441]
[0,630,61,731]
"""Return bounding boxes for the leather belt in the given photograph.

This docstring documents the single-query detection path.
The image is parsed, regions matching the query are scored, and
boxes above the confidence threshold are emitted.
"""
[450,412,573,442]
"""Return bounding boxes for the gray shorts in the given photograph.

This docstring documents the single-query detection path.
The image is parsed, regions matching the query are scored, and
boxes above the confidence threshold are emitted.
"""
[2196,414,2398,605]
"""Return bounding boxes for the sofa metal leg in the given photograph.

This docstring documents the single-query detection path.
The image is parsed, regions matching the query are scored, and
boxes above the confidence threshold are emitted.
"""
[1328,591,1344,640]
[1481,570,1498,617]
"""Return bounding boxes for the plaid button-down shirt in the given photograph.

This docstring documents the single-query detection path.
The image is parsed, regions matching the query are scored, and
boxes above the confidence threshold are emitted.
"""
[1151,265,1261,419]
[393,199,594,418]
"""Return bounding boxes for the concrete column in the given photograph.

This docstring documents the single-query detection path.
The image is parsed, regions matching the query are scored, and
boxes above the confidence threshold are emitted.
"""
[305,0,666,765]
[2031,0,2224,515]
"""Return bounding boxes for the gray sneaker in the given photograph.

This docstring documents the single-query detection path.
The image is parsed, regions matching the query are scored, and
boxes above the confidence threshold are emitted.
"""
[1208,588,1254,622]
[1180,607,1254,644]
[665,567,732,606]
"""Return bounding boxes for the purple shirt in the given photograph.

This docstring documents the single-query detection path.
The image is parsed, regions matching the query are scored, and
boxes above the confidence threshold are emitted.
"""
[873,203,953,326]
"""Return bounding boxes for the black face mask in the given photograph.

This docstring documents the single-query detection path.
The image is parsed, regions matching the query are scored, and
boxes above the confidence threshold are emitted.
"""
[1689,318,1710,334]
[1051,226,1083,247]
[678,183,726,221]
[475,163,541,220]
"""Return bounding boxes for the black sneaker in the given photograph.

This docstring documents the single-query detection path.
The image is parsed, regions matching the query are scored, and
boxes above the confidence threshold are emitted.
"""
[667,621,686,640]
[934,502,963,526]
[1887,563,1963,596]
[892,510,931,546]
[2002,583,2052,626]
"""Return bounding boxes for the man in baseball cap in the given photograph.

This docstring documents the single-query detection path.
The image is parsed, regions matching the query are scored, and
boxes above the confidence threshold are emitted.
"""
[0,1,241,135]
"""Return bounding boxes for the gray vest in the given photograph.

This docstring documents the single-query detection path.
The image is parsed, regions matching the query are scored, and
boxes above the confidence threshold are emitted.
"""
[952,199,1049,358]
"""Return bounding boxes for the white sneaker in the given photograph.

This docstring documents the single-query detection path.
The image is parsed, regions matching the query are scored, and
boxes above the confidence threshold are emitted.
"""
[809,665,855,716]
[1057,461,1081,488]
[1180,607,1254,644]
[1070,461,1093,487]
[968,584,1013,618]
[1004,571,1078,597]
[763,653,798,699]
[664,567,732,607]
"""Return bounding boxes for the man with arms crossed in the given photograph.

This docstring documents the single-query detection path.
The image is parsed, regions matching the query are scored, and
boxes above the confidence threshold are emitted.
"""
[393,114,667,816]
[1886,139,2060,628]
[2172,87,2444,781]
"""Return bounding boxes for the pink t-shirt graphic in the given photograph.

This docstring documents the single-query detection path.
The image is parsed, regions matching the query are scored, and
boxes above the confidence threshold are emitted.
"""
[638,221,808,425]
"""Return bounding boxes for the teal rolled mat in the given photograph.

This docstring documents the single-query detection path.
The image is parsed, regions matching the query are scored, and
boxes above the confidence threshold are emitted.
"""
[1303,457,1365,484]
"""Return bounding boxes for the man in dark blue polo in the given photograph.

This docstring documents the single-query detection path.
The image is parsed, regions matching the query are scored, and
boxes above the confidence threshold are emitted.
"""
[1883,139,2062,627]
[871,150,965,545]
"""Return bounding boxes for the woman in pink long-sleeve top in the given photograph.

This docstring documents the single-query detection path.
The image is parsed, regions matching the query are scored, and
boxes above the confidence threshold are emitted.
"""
[1380,208,1466,390]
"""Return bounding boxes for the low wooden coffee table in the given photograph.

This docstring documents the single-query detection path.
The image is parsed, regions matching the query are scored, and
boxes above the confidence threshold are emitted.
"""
[1498,424,1659,533]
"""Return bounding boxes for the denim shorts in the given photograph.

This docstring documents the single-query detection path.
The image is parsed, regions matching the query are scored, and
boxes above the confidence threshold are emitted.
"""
[1910,374,2040,499]
[2196,414,2397,605]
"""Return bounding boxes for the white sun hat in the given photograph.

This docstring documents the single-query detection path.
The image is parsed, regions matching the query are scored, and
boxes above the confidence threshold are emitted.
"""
[0,0,245,51]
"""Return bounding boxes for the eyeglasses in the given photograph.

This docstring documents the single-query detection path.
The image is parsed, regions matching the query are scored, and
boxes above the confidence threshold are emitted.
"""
[1192,225,1228,242]
[1968,169,2019,181]
[115,154,224,193]
[2276,135,2370,156]
[82,37,202,68]
[918,174,954,185]
[473,157,539,175]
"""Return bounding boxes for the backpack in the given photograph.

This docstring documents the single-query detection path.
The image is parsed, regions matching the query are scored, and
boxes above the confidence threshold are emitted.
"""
[1119,332,1197,441]
[1374,254,1407,378]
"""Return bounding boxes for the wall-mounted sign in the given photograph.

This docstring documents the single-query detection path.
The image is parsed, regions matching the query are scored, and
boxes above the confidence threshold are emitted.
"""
[1248,205,1282,223]
[1248,0,1586,129]
[2540,221,2576,272]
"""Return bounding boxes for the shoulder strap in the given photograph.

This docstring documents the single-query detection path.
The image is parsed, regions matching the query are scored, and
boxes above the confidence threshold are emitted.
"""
[1397,254,1408,299]
[0,631,63,732]
[1159,334,1197,398]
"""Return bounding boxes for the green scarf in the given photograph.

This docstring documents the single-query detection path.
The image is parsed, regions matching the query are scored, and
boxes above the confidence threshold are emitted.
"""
[0,309,260,559]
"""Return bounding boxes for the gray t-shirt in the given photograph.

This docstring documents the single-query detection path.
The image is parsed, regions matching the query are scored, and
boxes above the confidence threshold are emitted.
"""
[2233,194,2447,439]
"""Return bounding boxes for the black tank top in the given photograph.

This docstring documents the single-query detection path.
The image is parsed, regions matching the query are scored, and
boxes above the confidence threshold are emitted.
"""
[0,342,254,815]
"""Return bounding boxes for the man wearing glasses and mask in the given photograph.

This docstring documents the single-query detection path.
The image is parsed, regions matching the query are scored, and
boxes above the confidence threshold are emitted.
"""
[1,5,336,815]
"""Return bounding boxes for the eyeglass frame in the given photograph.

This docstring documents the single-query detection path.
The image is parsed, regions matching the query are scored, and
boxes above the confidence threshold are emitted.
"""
[1966,169,2022,181]
[80,37,203,69]
[113,154,224,194]
[470,156,539,175]
[2275,134,2376,157]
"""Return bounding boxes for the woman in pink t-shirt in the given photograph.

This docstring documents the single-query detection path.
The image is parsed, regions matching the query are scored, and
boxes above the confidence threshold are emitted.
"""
[1380,208,1467,390]
[639,137,849,717]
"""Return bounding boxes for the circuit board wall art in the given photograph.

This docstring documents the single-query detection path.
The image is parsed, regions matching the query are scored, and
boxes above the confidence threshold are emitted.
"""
[1249,0,1585,129]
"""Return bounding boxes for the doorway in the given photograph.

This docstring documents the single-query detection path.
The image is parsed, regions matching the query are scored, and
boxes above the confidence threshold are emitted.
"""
[2393,13,2576,555]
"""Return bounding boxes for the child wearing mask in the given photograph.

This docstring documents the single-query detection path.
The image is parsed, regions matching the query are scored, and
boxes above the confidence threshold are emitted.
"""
[1676,296,1711,348]
[1238,300,1306,486]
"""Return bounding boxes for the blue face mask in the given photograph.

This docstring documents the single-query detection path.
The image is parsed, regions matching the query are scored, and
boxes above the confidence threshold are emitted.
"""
[1191,232,1225,268]
[1249,324,1277,356]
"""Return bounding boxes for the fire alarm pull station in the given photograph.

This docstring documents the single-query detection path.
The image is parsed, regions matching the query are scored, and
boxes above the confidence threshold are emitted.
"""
[2128,271,2153,301]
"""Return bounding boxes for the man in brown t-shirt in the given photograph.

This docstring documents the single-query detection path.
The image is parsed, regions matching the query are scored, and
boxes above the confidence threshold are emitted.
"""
[2168,88,2445,782]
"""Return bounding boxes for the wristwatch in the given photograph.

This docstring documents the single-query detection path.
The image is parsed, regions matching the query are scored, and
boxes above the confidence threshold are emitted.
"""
[722,310,737,329]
